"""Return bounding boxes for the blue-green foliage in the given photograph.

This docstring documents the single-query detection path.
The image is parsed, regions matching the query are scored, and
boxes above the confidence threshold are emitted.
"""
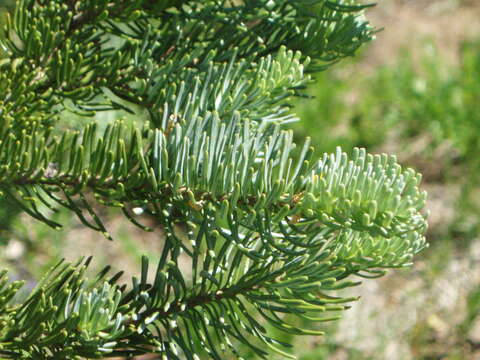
[0,1,428,359]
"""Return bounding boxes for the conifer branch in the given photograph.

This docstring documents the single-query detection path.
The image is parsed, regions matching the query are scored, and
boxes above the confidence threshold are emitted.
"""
[0,1,428,359]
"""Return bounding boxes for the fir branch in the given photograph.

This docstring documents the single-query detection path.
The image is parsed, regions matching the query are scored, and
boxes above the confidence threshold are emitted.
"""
[0,0,428,359]
[0,114,427,269]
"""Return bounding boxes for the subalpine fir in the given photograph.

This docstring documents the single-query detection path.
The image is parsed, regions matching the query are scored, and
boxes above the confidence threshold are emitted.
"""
[0,1,427,359]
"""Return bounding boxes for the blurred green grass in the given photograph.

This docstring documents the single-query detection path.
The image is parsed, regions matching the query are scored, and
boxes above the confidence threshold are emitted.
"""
[293,40,480,164]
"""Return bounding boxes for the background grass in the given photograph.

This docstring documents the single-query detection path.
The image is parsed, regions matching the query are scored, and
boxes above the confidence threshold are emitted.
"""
[1,0,480,359]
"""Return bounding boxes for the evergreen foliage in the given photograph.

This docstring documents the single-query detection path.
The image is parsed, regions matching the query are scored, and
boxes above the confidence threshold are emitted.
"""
[0,0,428,359]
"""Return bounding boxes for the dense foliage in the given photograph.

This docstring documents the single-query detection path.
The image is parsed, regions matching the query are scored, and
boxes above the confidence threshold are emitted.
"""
[0,0,427,359]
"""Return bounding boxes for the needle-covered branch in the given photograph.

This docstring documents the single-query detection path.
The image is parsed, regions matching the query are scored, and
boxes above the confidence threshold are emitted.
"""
[1,0,374,130]
[0,0,428,359]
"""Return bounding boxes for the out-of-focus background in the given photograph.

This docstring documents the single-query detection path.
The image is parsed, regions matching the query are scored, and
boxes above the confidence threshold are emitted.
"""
[1,0,480,359]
